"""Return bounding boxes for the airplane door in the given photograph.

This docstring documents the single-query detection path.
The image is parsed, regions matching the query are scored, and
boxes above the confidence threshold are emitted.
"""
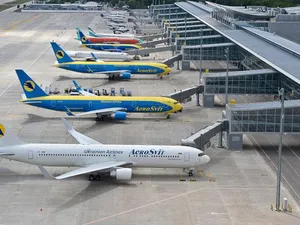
[88,101,92,108]
[184,153,190,161]
[28,150,34,160]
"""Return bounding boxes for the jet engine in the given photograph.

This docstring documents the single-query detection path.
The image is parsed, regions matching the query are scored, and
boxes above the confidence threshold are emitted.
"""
[121,72,131,79]
[111,111,127,120]
[110,168,132,180]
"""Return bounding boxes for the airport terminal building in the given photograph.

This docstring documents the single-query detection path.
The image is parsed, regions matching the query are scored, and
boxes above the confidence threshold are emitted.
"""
[149,1,300,150]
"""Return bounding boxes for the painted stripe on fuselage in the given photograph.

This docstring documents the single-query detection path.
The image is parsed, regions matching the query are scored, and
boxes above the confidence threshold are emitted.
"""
[21,96,176,113]
[57,62,168,75]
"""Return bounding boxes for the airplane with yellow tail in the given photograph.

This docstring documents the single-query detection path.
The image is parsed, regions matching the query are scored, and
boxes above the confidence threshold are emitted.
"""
[16,70,183,121]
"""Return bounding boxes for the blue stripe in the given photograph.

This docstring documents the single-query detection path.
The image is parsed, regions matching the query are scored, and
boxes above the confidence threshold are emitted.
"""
[23,100,173,113]
[60,64,164,74]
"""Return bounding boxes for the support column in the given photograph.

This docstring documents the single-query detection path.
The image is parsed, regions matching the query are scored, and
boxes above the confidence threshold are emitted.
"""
[217,132,223,148]
[226,133,243,150]
[196,93,200,106]
[177,59,180,70]
[181,61,190,70]
[202,94,214,107]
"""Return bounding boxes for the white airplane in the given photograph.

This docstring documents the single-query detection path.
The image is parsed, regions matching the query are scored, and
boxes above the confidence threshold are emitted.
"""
[0,119,210,181]
[88,26,135,38]
[66,50,133,61]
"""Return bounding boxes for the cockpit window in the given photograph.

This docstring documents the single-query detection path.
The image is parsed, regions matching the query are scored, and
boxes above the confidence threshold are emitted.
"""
[198,153,205,157]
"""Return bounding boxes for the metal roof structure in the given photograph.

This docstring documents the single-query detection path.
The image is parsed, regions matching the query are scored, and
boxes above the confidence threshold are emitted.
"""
[227,99,300,111]
[205,1,274,20]
[203,69,277,78]
[175,1,300,85]
[172,28,212,34]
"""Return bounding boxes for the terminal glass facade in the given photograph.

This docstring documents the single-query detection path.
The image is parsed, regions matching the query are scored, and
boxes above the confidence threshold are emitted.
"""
[176,35,225,51]
[230,106,300,133]
[171,29,215,42]
[183,44,239,61]
[205,73,279,94]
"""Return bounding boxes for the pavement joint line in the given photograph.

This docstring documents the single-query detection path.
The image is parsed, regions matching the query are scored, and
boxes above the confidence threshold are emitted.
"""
[0,29,64,98]
[82,187,213,225]
[218,190,235,225]
[249,134,300,212]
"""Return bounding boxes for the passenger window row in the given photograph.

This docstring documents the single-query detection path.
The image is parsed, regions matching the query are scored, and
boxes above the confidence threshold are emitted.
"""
[38,154,113,157]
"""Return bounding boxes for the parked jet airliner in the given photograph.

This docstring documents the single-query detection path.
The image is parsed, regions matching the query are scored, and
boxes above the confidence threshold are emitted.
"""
[0,119,210,181]
[50,42,171,79]
[16,70,182,120]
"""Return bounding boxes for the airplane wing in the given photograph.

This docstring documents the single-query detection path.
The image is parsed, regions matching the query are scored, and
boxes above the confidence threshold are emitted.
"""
[85,66,130,75]
[55,161,128,180]
[72,80,96,96]
[67,107,127,117]
[61,118,101,145]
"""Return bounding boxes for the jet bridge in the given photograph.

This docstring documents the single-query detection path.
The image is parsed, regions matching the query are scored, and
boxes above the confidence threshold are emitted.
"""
[167,85,204,105]
[126,45,175,56]
[139,38,169,48]
[139,33,167,41]
[162,53,182,67]
[181,119,229,150]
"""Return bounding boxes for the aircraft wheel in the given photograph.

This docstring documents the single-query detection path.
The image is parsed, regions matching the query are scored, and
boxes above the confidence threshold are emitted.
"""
[95,175,101,181]
[167,114,171,119]
[96,117,100,121]
[160,76,163,79]
[188,171,194,177]
[89,174,95,181]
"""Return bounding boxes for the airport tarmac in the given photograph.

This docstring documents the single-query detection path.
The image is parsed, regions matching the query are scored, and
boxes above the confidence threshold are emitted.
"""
[0,10,300,225]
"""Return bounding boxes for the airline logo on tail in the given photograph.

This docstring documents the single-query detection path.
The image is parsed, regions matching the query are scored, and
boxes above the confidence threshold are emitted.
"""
[23,80,35,92]
[0,124,5,137]
[81,36,87,43]
[55,50,65,59]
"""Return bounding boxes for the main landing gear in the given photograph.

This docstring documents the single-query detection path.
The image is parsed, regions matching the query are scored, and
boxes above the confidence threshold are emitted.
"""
[167,114,171,119]
[89,174,101,181]
[183,168,194,177]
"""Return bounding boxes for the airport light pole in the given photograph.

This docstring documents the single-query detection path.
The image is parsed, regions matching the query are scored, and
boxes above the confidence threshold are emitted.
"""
[199,28,203,84]
[276,88,285,211]
[224,47,229,104]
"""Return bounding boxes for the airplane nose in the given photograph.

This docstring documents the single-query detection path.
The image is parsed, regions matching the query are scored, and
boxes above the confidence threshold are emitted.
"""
[200,155,210,165]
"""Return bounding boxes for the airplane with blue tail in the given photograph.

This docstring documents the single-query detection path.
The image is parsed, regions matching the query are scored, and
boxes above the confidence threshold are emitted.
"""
[16,70,183,121]
[50,42,171,79]
[77,29,141,52]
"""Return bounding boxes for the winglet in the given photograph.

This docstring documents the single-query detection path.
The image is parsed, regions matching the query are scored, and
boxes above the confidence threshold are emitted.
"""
[61,118,101,145]
[72,80,82,92]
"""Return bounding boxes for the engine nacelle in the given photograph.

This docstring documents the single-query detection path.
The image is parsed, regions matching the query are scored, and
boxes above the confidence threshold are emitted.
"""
[111,111,127,120]
[121,72,131,79]
[110,168,132,180]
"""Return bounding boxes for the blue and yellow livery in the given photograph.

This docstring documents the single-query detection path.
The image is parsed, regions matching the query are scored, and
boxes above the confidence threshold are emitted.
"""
[50,42,171,79]
[16,70,183,121]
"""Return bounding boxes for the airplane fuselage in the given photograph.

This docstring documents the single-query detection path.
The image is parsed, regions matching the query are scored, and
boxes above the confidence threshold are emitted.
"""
[55,61,169,75]
[1,144,209,168]
[22,96,181,113]
[83,43,140,51]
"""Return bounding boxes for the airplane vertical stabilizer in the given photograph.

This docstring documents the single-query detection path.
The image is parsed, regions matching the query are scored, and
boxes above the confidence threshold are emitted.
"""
[50,42,74,64]
[15,69,48,99]
[77,29,91,45]
[0,123,25,147]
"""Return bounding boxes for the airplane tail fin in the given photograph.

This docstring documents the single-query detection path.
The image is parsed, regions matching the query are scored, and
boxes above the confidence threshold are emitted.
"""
[0,123,25,148]
[15,69,48,99]
[77,29,91,44]
[50,42,74,64]
[88,26,98,36]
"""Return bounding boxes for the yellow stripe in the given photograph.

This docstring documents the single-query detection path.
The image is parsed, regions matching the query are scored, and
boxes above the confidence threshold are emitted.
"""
[24,96,174,102]
[83,43,142,48]
[60,61,167,67]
